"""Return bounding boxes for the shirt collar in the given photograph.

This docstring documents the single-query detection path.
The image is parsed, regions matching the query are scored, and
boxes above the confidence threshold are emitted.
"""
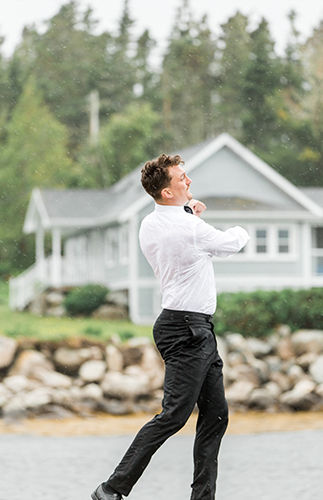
[155,203,185,213]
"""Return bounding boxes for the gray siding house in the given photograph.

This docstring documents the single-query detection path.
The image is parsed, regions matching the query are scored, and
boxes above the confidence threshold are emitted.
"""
[10,133,323,324]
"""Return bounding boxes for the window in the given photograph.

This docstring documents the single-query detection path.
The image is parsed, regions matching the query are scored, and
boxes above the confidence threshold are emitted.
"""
[256,229,267,253]
[278,229,289,253]
[105,228,119,267]
[119,227,129,264]
[314,227,323,249]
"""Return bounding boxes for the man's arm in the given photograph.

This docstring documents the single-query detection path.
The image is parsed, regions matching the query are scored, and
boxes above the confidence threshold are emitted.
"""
[188,199,206,217]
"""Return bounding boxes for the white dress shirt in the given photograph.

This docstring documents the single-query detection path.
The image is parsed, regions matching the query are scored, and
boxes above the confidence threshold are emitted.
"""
[139,204,250,315]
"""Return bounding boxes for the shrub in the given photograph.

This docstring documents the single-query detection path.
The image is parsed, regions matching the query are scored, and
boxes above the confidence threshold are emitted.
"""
[214,288,323,338]
[64,284,108,316]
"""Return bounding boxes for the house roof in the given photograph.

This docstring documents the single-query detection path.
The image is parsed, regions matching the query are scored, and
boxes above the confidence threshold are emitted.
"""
[23,133,323,234]
[300,187,323,209]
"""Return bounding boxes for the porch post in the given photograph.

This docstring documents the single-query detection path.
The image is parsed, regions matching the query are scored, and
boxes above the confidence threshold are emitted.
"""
[51,228,62,287]
[36,225,45,280]
[301,222,311,288]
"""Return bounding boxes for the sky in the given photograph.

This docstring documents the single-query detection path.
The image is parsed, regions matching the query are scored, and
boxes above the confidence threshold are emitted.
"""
[1,0,323,62]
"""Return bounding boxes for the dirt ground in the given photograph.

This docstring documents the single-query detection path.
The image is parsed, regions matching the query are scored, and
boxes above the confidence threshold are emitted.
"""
[1,410,323,436]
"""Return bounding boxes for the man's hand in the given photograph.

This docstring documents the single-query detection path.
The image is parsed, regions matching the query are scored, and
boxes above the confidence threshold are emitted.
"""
[188,199,206,217]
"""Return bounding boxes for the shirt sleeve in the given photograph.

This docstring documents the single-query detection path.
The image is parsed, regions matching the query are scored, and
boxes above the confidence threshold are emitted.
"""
[195,219,250,258]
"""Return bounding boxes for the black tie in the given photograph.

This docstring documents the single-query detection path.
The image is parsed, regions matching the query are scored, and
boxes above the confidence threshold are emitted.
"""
[184,205,193,214]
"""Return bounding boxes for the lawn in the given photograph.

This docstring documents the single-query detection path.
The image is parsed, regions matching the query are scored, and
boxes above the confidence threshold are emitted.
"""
[0,280,152,342]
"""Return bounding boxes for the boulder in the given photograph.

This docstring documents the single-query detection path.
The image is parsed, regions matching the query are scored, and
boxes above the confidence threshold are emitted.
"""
[287,364,306,385]
[81,383,103,400]
[249,388,276,409]
[309,355,323,384]
[46,291,65,306]
[291,330,323,355]
[276,337,295,360]
[227,351,245,367]
[106,344,124,372]
[3,375,33,393]
[269,371,292,392]
[225,380,256,405]
[296,352,318,370]
[79,360,106,382]
[0,336,18,369]
[315,383,323,398]
[37,369,72,388]
[263,381,282,400]
[9,350,54,377]
[246,338,272,358]
[53,346,102,372]
[46,305,66,318]
[279,379,316,410]
[91,304,128,320]
[139,345,165,391]
[229,364,260,386]
[24,387,53,409]
[0,383,11,407]
[101,369,150,399]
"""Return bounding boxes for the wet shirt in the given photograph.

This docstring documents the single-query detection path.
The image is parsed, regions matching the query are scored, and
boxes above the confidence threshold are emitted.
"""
[139,204,250,315]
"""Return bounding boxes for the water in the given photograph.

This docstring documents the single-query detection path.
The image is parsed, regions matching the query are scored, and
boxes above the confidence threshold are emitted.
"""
[0,430,322,500]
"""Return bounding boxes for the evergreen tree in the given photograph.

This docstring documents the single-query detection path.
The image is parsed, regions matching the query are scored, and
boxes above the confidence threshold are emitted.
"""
[215,12,251,138]
[240,19,282,150]
[161,0,216,149]
[0,78,75,271]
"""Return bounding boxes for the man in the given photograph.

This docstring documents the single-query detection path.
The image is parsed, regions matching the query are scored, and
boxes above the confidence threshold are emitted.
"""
[91,153,250,500]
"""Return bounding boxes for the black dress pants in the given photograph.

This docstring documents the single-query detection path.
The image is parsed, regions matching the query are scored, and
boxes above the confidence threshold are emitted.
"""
[106,309,228,500]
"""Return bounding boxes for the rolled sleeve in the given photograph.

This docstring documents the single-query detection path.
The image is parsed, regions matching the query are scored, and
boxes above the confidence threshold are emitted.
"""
[196,220,250,258]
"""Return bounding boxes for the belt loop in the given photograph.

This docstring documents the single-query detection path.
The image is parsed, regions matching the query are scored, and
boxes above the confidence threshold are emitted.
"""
[184,315,189,323]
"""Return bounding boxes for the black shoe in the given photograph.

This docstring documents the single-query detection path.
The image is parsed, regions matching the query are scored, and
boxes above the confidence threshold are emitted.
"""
[91,484,123,500]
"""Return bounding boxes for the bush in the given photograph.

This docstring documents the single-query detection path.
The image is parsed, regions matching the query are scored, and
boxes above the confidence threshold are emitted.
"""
[214,288,323,338]
[64,284,109,316]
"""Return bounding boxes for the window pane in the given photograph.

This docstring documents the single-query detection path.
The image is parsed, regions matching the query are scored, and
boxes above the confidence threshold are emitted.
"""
[256,229,267,253]
[278,229,289,253]
[315,228,323,249]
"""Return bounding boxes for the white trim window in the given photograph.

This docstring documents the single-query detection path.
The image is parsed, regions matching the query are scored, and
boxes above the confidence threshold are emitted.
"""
[119,226,129,265]
[256,228,267,253]
[212,223,296,261]
[105,227,119,268]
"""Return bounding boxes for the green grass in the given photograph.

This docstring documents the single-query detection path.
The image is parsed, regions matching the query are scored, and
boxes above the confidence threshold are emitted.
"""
[0,280,152,342]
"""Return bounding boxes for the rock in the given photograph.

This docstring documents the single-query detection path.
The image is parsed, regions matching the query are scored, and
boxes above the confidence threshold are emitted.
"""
[28,293,47,315]
[263,381,282,400]
[9,350,54,377]
[91,304,127,320]
[46,291,64,306]
[287,364,306,385]
[291,330,323,355]
[279,379,316,410]
[53,347,102,372]
[227,351,245,367]
[0,383,11,407]
[249,358,269,383]
[0,336,18,369]
[229,364,260,386]
[81,383,103,400]
[309,355,323,384]
[101,370,150,399]
[98,399,135,416]
[3,375,32,393]
[225,380,256,405]
[226,333,254,363]
[276,337,295,360]
[79,360,106,382]
[315,383,323,398]
[264,355,283,373]
[37,369,72,388]
[24,387,53,409]
[246,338,272,358]
[127,337,152,347]
[275,324,292,337]
[105,290,128,307]
[269,372,292,392]
[106,344,124,372]
[296,352,318,370]
[46,305,66,317]
[2,394,27,418]
[249,388,276,409]
[139,345,165,391]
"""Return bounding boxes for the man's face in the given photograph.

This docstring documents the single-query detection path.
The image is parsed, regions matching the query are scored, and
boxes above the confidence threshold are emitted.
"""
[165,164,193,205]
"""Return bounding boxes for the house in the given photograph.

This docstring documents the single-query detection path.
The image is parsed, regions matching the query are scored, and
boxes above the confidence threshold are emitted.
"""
[9,133,323,324]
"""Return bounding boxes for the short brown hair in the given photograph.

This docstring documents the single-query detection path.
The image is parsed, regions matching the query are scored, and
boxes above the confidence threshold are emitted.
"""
[141,153,184,200]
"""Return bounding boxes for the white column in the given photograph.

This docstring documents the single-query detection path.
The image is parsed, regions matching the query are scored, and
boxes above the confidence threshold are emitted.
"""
[301,222,312,289]
[36,225,45,280]
[51,228,62,287]
[128,215,140,324]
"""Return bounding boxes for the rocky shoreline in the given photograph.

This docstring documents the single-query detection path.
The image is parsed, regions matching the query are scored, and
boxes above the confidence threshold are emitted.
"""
[1,325,323,421]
